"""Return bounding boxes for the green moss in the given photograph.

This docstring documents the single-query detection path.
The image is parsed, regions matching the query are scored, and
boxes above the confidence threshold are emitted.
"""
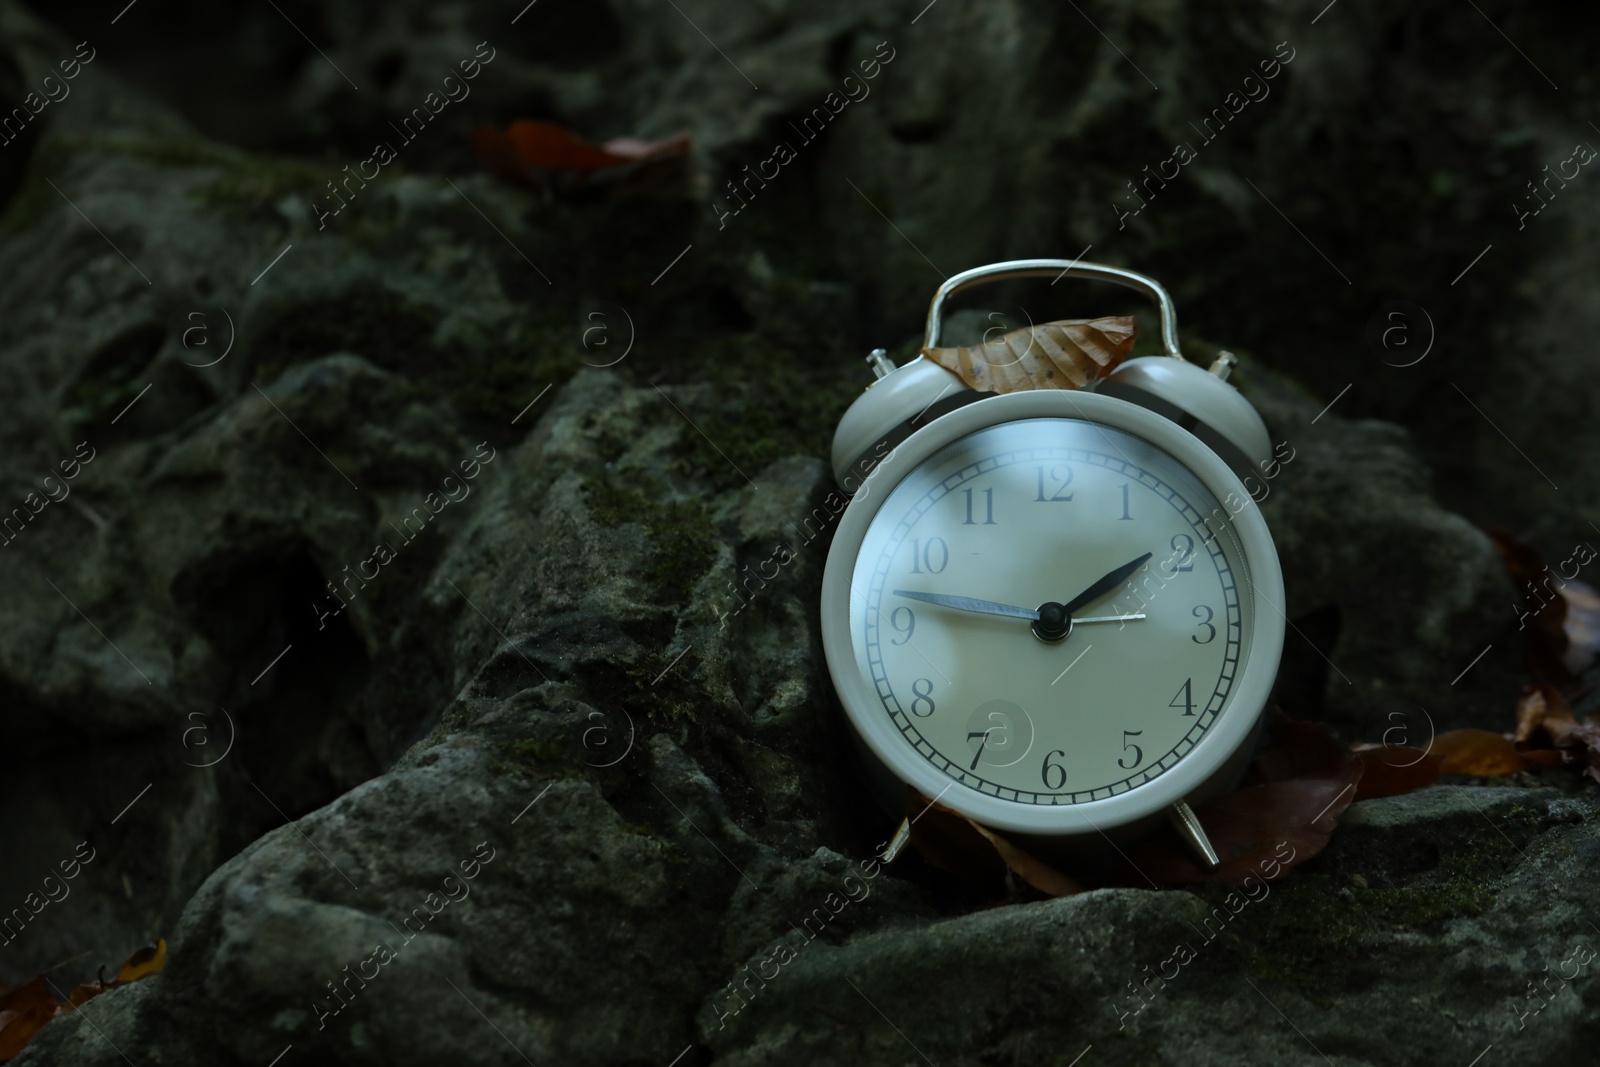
[584,478,648,527]
[659,333,861,492]
[80,133,247,170]
[500,737,567,763]
[253,287,443,376]
[570,625,703,726]
[190,157,328,214]
[1229,835,1516,1005]
[582,477,717,607]
[492,736,585,779]
[446,317,572,430]
[64,373,147,428]
[249,286,571,434]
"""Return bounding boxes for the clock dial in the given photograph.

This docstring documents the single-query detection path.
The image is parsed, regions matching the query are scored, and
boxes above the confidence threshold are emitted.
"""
[849,417,1255,806]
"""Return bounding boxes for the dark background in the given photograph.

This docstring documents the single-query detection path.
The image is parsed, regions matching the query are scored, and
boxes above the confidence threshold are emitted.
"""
[0,1,1596,1064]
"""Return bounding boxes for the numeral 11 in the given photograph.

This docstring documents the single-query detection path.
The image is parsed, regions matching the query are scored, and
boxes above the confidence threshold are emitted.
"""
[962,487,996,525]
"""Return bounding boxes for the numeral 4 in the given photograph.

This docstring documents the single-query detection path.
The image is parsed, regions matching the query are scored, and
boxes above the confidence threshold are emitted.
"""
[1170,677,1195,716]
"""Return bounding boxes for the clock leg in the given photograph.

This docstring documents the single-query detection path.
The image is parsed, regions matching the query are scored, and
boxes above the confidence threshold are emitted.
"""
[1168,801,1220,868]
[881,818,912,863]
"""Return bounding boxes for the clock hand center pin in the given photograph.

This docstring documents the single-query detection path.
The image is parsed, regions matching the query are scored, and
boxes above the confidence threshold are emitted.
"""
[1033,551,1154,642]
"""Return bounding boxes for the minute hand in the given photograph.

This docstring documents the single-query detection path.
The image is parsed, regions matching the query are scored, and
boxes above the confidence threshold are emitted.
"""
[891,590,1038,620]
[1060,552,1154,614]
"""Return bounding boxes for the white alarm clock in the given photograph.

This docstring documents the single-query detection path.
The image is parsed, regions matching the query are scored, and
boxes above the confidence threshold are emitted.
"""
[820,260,1286,869]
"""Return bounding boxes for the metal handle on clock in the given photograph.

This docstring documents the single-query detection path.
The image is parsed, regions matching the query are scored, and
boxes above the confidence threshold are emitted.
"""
[922,258,1184,360]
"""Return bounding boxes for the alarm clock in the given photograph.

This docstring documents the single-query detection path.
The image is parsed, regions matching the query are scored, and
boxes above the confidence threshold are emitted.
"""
[820,260,1286,870]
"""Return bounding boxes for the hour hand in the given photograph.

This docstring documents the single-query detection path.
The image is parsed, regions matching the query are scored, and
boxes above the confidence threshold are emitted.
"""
[1060,552,1154,614]
[891,589,1038,621]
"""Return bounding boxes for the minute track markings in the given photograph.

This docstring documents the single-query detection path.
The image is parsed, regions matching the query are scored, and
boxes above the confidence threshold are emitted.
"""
[860,439,1244,804]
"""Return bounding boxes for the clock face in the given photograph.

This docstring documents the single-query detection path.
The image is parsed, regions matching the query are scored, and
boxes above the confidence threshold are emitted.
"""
[844,415,1260,812]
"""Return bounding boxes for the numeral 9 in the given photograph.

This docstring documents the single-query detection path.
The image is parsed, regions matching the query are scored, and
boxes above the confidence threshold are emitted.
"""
[890,606,915,645]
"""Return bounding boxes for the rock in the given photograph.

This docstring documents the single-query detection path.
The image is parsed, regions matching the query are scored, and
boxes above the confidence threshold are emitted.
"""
[4,0,1600,1064]
[1241,367,1526,739]
[693,785,1600,1066]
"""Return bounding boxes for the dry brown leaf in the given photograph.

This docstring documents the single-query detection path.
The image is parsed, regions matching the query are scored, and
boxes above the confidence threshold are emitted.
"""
[1515,684,1574,743]
[0,979,58,1060]
[1351,743,1443,799]
[1513,684,1600,782]
[922,316,1136,395]
[903,792,1007,889]
[1486,528,1599,686]
[471,119,690,191]
[1432,729,1528,776]
[1560,579,1600,675]
[114,940,166,984]
[1111,712,1363,886]
[904,792,1083,897]
[965,819,1085,897]
[0,941,165,1062]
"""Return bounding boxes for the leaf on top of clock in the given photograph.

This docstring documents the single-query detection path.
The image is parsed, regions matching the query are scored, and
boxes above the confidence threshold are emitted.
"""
[922,316,1137,395]
[471,119,690,190]
[903,790,1084,898]
[0,940,166,1060]
[1108,712,1363,887]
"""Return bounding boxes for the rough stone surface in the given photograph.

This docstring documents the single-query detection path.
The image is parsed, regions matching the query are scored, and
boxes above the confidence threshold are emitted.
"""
[3,1,1598,1065]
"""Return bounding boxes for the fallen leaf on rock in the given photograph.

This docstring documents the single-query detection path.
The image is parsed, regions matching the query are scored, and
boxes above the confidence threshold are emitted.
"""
[0,941,166,1063]
[1515,684,1572,743]
[1487,529,1600,685]
[1351,742,1443,799]
[910,712,1363,894]
[966,818,1085,897]
[923,316,1136,394]
[1559,579,1600,675]
[904,791,1006,888]
[1513,684,1600,782]
[114,940,166,983]
[1110,712,1363,886]
[471,119,690,190]
[1432,728,1529,776]
[905,791,1083,897]
[0,979,59,1061]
